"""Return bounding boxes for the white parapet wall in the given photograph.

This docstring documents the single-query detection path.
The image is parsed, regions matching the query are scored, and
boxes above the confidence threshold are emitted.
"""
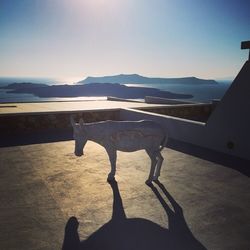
[120,108,205,143]
[120,107,249,161]
[145,96,195,105]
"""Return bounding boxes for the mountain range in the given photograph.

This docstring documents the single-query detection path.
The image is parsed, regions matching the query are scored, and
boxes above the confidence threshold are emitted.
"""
[78,74,218,85]
[1,73,220,100]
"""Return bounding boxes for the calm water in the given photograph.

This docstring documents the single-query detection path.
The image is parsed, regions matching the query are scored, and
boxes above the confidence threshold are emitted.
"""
[0,79,231,103]
[125,82,231,103]
[0,89,107,103]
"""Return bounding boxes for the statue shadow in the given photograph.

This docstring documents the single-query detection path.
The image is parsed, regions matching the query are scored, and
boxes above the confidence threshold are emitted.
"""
[62,180,206,250]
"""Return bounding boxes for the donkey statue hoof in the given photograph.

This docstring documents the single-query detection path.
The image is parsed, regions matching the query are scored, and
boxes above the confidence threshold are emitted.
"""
[145,179,152,186]
[152,176,159,181]
[107,174,115,182]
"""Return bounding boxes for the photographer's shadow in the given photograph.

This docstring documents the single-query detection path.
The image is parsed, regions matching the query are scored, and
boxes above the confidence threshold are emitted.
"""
[62,180,206,250]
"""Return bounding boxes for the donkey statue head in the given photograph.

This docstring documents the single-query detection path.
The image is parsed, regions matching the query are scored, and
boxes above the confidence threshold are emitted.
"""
[70,116,88,157]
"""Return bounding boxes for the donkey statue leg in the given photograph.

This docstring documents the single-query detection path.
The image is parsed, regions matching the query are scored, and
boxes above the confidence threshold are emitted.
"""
[106,148,117,181]
[145,149,158,185]
[153,151,164,181]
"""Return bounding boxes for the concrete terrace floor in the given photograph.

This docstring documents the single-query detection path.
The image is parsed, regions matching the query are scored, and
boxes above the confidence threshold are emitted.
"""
[0,140,249,250]
[0,100,166,115]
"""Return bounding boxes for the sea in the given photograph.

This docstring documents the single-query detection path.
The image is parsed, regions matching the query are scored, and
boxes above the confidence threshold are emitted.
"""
[0,77,232,104]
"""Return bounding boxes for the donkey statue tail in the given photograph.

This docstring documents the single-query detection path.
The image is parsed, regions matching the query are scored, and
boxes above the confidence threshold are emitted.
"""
[159,134,168,152]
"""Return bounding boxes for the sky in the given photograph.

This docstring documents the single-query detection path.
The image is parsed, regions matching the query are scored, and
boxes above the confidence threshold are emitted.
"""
[0,0,249,82]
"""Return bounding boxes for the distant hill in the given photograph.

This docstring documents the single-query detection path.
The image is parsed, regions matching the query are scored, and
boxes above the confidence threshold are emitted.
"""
[0,77,59,86]
[78,74,218,85]
[0,82,48,89]
[6,82,193,99]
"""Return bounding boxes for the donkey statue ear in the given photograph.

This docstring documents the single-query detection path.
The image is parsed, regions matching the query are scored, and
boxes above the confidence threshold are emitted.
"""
[79,118,84,127]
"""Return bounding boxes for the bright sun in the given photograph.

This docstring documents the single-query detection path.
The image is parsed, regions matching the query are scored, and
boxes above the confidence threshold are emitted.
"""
[72,0,124,11]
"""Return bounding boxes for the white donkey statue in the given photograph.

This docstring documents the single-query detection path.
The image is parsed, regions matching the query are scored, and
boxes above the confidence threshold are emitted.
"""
[71,117,168,184]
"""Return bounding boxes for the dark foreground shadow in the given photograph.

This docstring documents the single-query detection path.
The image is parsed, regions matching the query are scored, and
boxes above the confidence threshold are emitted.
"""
[62,180,206,250]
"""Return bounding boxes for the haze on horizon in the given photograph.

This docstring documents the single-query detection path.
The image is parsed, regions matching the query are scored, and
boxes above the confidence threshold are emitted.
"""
[0,0,249,83]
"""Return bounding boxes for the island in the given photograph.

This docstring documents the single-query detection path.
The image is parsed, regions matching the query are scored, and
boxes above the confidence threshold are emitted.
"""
[1,82,193,99]
[78,74,218,85]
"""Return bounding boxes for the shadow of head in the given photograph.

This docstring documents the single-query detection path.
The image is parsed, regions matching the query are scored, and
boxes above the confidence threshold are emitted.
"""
[62,180,206,250]
[62,216,80,250]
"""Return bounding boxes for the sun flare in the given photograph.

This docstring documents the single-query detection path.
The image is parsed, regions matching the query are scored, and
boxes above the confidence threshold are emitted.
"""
[72,0,121,10]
